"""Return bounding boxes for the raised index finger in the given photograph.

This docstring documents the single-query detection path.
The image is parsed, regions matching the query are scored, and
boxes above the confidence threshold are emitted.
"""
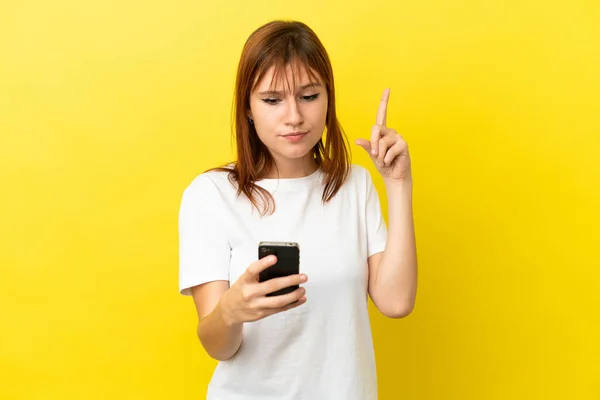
[376,88,390,126]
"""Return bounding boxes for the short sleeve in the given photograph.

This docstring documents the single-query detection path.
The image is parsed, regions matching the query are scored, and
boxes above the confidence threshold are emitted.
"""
[364,169,388,257]
[178,175,231,296]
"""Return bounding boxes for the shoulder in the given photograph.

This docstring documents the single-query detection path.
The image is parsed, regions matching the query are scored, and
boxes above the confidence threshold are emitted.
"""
[346,163,376,188]
[348,163,370,178]
[180,166,235,204]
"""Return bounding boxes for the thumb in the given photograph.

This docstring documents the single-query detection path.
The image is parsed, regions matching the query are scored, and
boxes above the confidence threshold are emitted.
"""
[355,139,372,155]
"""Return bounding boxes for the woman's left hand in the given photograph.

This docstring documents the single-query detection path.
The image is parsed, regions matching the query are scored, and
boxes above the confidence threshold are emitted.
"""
[355,88,412,183]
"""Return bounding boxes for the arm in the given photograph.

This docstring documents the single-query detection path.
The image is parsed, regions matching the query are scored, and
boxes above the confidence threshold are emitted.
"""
[179,178,305,360]
[368,179,418,318]
[179,177,241,360]
[189,256,308,361]
[191,281,243,361]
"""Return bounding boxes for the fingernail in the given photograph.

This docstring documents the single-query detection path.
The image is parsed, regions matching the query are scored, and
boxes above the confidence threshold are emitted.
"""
[371,148,377,155]
[300,274,307,282]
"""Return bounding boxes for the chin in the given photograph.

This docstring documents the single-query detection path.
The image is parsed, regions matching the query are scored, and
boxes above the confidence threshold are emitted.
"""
[281,146,313,159]
[268,134,321,160]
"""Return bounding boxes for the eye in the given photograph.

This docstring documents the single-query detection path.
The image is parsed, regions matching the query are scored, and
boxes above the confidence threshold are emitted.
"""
[301,94,320,101]
[261,98,280,105]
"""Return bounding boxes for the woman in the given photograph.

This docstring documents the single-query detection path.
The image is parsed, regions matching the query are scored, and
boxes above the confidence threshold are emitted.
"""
[178,19,418,400]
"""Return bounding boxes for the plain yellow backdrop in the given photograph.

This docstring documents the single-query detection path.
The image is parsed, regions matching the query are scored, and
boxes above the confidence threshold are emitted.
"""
[1,0,599,399]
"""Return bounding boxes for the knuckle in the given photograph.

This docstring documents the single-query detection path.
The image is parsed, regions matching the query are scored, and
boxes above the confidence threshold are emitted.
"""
[277,277,293,289]
[275,298,288,308]
[276,294,294,307]
[266,278,281,290]
[241,287,253,302]
[278,294,289,306]
[245,267,256,278]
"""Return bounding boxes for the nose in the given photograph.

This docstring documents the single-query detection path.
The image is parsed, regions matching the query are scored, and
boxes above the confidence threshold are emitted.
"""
[284,98,304,127]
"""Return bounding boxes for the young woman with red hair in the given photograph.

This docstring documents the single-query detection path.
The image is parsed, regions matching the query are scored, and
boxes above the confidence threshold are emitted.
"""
[178,19,418,400]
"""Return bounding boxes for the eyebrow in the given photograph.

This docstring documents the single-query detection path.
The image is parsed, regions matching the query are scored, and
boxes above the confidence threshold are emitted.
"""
[257,83,322,96]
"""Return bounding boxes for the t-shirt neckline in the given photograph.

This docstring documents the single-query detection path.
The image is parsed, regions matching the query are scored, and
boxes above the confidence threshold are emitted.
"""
[255,167,323,191]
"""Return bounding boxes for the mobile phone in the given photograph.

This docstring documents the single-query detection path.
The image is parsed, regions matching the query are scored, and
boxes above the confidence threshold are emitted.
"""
[258,241,300,297]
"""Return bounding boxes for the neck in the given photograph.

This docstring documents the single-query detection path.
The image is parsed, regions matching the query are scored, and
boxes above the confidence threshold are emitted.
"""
[266,154,318,179]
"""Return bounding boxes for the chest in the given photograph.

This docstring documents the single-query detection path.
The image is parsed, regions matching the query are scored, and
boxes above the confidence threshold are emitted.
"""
[222,184,371,293]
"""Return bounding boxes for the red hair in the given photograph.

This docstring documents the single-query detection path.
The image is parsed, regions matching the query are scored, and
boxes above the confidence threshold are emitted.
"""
[210,20,350,216]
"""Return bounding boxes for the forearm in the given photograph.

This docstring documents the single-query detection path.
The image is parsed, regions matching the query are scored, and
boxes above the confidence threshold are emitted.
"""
[377,179,418,313]
[197,295,243,361]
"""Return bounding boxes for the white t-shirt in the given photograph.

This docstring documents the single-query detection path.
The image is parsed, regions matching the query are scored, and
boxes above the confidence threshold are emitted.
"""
[178,164,388,400]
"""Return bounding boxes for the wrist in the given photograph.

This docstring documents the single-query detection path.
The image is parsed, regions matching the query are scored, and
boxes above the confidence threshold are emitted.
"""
[218,291,242,328]
[384,177,413,191]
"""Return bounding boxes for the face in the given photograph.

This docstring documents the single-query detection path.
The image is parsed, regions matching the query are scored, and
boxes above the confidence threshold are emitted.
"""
[248,63,328,165]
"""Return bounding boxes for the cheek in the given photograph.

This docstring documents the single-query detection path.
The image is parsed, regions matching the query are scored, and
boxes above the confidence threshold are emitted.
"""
[316,99,328,123]
[314,104,328,129]
[321,105,328,124]
[256,103,282,125]
[251,106,278,134]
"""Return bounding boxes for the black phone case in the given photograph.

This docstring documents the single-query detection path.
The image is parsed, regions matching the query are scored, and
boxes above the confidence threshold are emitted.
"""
[258,244,300,297]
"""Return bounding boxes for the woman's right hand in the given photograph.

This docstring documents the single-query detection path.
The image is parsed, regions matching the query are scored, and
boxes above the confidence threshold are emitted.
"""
[219,255,307,326]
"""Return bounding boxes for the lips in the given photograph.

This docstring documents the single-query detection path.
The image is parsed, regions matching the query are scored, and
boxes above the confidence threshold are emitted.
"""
[282,131,308,137]
[281,131,308,142]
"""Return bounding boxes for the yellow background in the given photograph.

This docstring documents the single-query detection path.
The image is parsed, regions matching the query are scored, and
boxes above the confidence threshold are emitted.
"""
[1,0,599,399]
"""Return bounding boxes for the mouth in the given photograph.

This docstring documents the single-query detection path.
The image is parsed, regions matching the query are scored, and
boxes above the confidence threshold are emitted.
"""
[281,131,308,142]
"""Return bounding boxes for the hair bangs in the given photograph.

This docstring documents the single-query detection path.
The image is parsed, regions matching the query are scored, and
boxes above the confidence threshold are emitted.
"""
[252,49,324,96]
